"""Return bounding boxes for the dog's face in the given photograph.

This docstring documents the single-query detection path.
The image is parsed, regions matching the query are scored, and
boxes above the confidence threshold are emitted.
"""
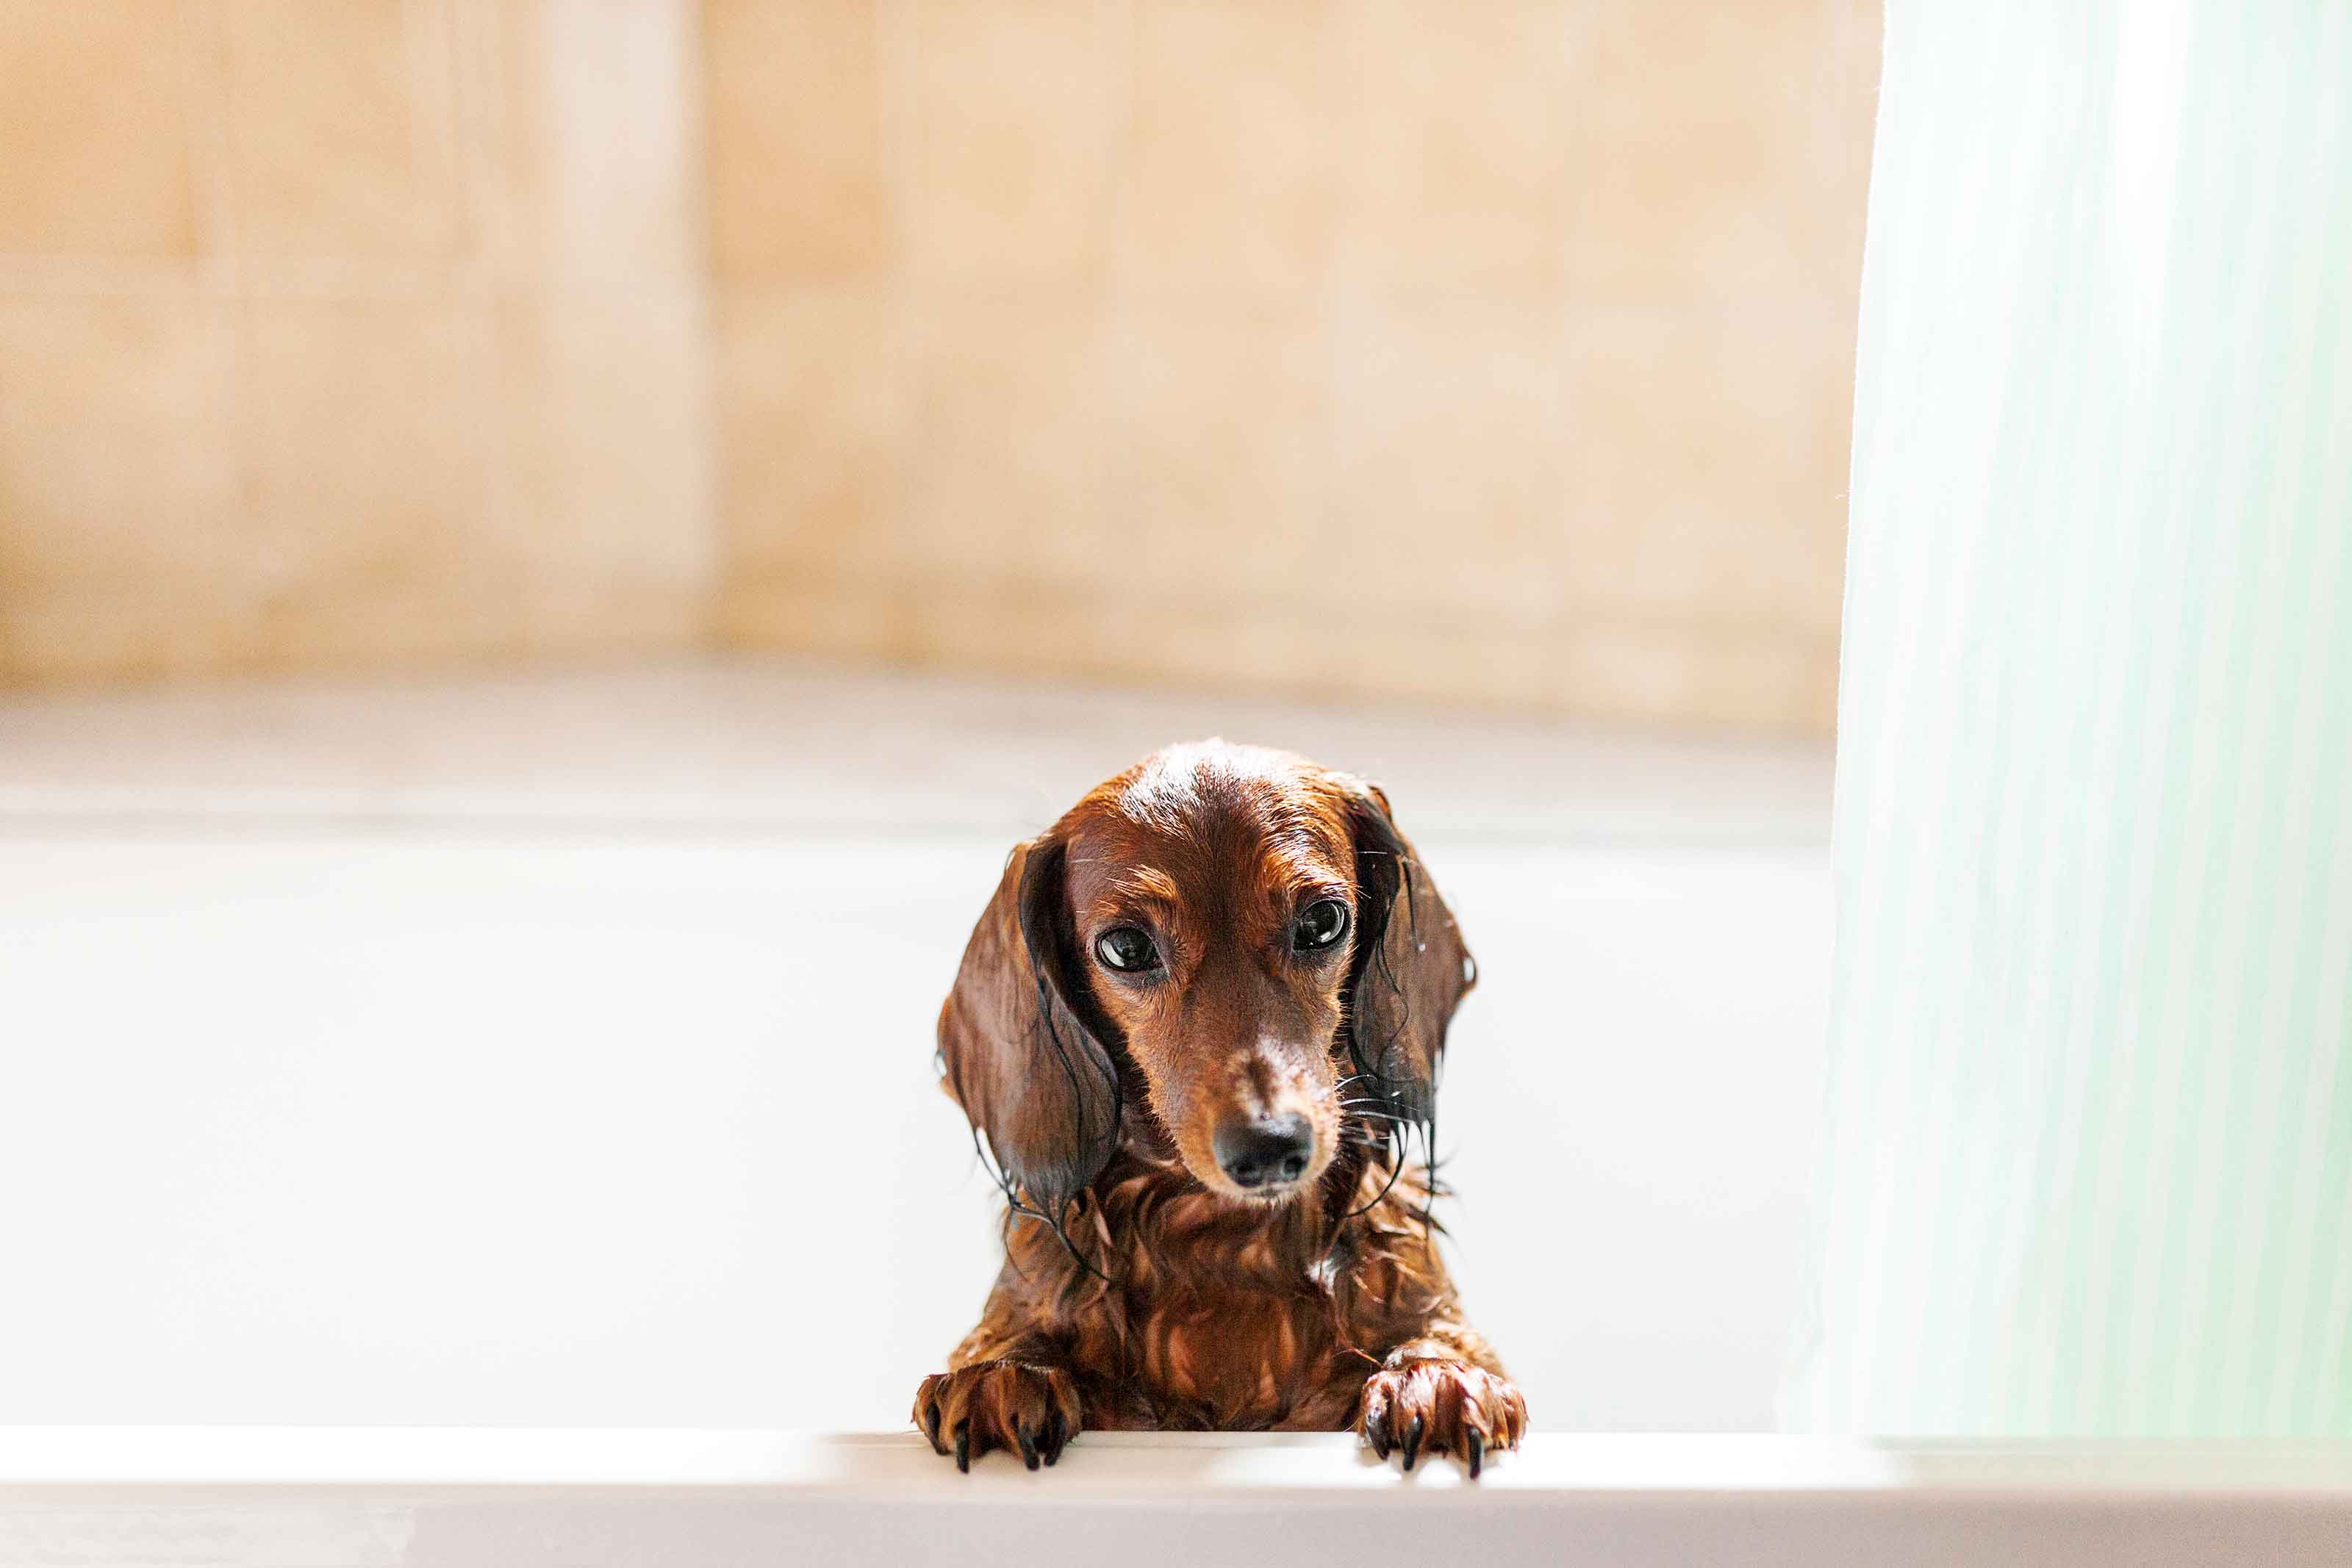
[1058,744,1362,1204]
[936,741,1474,1218]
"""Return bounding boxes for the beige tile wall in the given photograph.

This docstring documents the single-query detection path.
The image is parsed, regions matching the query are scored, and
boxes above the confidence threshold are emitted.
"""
[711,0,1879,733]
[0,1,715,683]
[1,0,1876,734]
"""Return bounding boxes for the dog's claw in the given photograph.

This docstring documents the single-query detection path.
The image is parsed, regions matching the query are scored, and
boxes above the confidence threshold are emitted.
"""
[912,1375,947,1450]
[916,1362,1078,1472]
[1358,1362,1528,1479]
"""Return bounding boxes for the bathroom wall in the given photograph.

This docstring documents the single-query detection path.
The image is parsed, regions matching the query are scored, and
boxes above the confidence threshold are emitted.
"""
[703,0,1879,732]
[0,1,1878,733]
[0,1,716,681]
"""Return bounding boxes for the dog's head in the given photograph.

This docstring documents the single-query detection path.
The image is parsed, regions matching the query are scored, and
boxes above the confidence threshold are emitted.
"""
[936,742,1474,1215]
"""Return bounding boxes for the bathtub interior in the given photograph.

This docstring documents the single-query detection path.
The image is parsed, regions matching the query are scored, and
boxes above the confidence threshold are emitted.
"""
[0,661,1832,1434]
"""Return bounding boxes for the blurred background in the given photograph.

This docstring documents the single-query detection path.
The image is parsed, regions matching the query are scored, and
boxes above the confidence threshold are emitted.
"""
[0,1,1878,1434]
[1,0,1872,730]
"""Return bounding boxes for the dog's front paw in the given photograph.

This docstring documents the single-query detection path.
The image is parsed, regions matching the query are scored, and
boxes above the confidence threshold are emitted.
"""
[913,1360,1081,1472]
[1358,1361,1527,1478]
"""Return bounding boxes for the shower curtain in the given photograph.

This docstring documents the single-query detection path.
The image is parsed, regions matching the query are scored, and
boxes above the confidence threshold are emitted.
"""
[1788,0,2352,1434]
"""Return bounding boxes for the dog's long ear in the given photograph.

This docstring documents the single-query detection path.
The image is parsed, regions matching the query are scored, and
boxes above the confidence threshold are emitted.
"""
[936,836,1119,1217]
[1342,781,1476,1130]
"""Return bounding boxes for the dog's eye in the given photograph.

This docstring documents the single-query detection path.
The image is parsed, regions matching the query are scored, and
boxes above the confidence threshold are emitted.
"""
[1094,926,1160,974]
[1292,899,1350,953]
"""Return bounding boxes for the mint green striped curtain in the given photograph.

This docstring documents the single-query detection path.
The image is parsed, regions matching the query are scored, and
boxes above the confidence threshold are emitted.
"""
[1787,0,2352,1435]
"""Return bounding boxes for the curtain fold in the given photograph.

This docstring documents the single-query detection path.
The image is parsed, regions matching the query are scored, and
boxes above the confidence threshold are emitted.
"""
[1788,0,2352,1434]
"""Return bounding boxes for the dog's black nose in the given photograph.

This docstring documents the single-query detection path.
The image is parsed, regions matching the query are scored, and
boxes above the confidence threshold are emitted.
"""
[1213,1114,1315,1190]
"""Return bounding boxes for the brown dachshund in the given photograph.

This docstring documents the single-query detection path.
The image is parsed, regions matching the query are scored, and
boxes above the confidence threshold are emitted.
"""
[913,741,1526,1475]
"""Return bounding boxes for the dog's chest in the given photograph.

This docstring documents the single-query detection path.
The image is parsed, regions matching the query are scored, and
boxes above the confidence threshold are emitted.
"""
[1085,1224,1368,1428]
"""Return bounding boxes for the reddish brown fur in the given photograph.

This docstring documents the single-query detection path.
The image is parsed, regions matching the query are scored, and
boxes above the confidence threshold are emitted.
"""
[917,743,1525,1475]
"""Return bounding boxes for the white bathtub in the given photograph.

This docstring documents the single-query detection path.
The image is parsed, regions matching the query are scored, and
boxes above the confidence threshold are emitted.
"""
[0,662,1832,1435]
[5,1429,2348,1567]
